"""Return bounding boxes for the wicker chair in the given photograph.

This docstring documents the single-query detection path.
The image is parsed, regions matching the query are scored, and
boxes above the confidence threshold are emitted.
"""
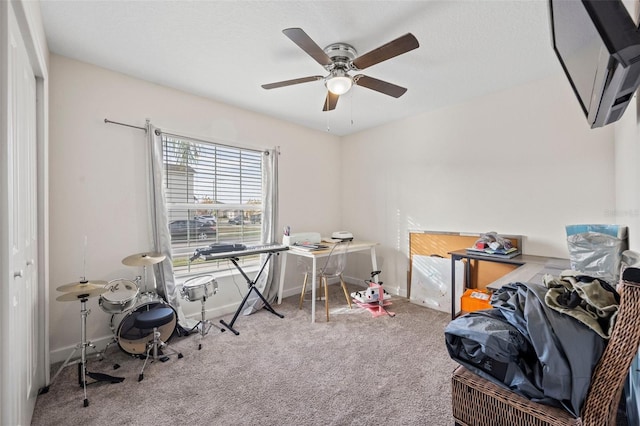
[451,266,640,426]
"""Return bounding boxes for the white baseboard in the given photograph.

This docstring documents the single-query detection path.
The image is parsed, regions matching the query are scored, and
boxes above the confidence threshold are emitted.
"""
[49,278,395,364]
[50,335,115,365]
[182,301,243,323]
[49,301,242,365]
[279,275,372,301]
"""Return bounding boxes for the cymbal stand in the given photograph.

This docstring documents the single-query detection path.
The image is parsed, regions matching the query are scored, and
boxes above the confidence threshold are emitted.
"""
[47,296,91,406]
[141,265,154,296]
[44,297,123,407]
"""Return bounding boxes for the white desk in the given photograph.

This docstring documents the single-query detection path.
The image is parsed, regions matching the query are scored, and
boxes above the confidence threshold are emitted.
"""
[277,240,379,323]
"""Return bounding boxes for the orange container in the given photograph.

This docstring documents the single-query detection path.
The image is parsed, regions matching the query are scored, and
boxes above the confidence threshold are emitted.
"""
[461,289,492,312]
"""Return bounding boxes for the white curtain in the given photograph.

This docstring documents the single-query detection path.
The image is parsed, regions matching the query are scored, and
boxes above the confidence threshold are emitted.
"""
[242,147,279,315]
[147,122,196,330]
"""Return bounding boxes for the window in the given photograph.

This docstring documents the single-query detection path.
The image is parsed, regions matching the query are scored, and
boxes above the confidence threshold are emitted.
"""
[162,135,264,277]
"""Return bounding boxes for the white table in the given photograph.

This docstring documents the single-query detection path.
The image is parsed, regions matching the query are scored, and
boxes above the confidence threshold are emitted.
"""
[277,240,379,323]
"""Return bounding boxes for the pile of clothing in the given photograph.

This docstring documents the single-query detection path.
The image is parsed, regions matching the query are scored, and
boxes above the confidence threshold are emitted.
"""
[472,231,513,251]
[444,272,619,417]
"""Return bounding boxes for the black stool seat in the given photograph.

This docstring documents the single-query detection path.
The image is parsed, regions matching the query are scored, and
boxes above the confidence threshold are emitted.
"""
[135,307,174,329]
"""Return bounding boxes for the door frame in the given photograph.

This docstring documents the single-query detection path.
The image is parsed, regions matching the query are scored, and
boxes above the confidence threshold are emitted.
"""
[0,1,49,424]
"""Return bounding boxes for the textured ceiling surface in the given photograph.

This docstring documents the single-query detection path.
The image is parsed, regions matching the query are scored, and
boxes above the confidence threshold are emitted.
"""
[40,0,561,136]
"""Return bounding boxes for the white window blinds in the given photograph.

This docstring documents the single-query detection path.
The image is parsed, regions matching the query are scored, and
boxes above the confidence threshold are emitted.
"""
[162,135,264,276]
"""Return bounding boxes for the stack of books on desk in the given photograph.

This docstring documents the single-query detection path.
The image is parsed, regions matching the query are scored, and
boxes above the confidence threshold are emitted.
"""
[290,243,328,251]
[465,246,521,258]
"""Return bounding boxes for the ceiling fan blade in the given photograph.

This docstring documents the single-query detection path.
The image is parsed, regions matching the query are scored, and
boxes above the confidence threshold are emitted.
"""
[352,33,419,70]
[261,76,324,90]
[323,92,339,111]
[283,28,333,67]
[353,75,407,98]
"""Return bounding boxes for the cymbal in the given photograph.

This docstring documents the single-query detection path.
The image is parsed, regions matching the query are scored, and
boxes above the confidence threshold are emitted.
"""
[122,251,166,267]
[57,280,108,292]
[56,287,108,302]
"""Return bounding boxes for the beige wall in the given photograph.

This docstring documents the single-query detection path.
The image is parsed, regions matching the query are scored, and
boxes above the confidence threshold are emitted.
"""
[340,74,616,296]
[49,54,620,361]
[614,97,640,250]
[48,55,340,361]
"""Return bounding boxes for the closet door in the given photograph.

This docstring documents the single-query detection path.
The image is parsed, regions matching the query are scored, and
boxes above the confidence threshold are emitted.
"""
[1,2,40,424]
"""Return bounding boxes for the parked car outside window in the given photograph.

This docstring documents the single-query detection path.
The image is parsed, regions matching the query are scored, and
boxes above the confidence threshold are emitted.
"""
[194,215,216,225]
[169,220,216,240]
[228,217,245,225]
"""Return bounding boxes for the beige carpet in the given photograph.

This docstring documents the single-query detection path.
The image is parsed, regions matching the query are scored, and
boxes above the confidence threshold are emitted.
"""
[32,284,457,425]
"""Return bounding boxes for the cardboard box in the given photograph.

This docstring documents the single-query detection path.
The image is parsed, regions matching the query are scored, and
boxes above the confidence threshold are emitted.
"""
[461,289,492,312]
[410,255,464,314]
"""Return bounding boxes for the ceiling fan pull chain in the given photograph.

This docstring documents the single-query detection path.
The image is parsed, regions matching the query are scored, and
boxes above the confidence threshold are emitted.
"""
[326,102,330,132]
[350,92,354,126]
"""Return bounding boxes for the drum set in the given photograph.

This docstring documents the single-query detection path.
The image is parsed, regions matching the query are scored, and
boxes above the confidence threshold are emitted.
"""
[100,252,178,357]
[50,250,201,406]
[51,249,225,405]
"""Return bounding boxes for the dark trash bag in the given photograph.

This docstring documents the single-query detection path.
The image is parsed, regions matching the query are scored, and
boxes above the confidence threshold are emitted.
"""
[445,282,606,417]
[444,309,552,404]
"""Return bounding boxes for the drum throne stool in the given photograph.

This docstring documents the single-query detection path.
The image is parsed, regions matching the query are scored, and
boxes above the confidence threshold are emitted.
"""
[135,306,183,382]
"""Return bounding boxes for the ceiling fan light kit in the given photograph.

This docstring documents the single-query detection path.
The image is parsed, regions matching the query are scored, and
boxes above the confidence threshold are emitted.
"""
[326,73,352,95]
[262,28,419,111]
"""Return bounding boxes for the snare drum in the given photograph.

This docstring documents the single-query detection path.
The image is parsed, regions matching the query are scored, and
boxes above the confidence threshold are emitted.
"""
[116,293,177,355]
[99,279,140,314]
[181,275,218,302]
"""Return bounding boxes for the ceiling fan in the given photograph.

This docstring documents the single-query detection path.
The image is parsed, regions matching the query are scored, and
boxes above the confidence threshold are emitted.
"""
[261,28,419,111]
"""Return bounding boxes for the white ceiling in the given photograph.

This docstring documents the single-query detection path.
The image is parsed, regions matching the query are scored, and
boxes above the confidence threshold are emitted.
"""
[39,0,561,136]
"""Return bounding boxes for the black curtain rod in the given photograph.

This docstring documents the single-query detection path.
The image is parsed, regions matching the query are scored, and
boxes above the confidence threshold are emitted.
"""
[104,118,147,132]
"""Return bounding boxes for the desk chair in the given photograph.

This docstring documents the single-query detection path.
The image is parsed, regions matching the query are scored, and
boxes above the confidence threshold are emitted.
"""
[451,266,640,426]
[298,240,352,321]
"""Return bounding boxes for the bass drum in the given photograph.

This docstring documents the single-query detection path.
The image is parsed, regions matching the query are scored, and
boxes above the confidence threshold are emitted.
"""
[116,293,177,355]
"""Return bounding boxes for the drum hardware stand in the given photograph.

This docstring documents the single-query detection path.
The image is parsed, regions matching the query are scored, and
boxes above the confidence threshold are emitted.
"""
[99,314,122,369]
[220,252,284,335]
[194,295,224,350]
[139,265,161,301]
[135,307,183,382]
[141,265,153,295]
[100,313,131,369]
[41,296,124,407]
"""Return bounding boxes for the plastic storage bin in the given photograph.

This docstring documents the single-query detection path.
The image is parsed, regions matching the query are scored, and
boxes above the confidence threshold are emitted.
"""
[460,289,492,312]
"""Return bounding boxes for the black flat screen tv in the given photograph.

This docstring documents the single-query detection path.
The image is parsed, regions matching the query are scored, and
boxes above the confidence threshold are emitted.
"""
[549,0,640,128]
